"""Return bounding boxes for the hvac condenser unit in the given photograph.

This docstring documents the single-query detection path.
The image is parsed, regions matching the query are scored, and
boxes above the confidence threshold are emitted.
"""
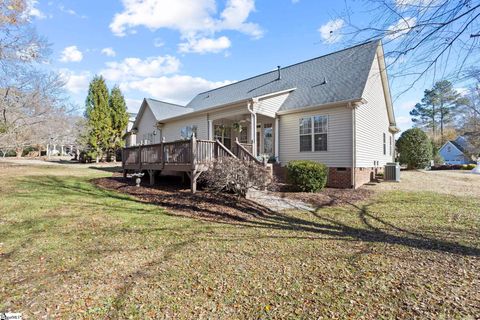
[384,162,400,182]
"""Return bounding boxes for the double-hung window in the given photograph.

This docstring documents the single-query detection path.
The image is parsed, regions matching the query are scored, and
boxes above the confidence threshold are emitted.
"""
[299,115,328,152]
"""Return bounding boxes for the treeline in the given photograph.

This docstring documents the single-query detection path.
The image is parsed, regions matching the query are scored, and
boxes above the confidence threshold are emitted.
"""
[409,78,480,149]
[0,1,82,157]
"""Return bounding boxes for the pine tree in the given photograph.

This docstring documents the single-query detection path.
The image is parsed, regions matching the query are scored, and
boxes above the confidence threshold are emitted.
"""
[410,80,461,144]
[432,80,460,142]
[108,85,129,162]
[85,75,111,163]
[410,89,438,138]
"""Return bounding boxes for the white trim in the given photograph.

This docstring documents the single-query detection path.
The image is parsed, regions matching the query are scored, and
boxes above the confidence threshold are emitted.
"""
[439,141,465,155]
[277,98,366,116]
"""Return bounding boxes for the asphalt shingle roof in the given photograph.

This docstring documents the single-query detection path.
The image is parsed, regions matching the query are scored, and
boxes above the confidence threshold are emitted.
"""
[146,98,193,120]
[186,40,380,112]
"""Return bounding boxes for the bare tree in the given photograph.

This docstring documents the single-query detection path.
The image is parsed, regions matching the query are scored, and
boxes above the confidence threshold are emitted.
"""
[339,0,480,94]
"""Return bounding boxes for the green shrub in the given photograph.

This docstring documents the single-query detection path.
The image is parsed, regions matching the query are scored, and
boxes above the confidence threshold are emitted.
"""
[461,164,476,170]
[396,128,433,169]
[286,160,328,192]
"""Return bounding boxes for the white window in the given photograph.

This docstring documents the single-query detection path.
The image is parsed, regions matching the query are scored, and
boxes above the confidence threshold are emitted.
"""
[180,125,197,139]
[299,115,328,152]
[383,133,386,155]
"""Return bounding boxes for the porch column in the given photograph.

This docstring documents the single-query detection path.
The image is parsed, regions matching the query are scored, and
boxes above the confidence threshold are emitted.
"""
[207,119,213,140]
[274,117,279,162]
[250,112,257,157]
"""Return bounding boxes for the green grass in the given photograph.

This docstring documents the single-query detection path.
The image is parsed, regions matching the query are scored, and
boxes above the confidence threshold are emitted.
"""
[0,165,479,319]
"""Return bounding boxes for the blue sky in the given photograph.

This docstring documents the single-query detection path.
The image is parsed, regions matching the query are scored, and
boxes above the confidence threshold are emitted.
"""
[27,0,457,132]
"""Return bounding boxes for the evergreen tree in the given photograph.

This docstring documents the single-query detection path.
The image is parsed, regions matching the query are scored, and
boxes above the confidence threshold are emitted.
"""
[410,88,438,137]
[396,128,433,169]
[410,80,461,144]
[432,80,460,142]
[108,85,129,161]
[85,75,111,163]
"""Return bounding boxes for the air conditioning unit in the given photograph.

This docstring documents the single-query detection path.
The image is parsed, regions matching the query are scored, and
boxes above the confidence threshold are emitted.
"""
[384,162,400,182]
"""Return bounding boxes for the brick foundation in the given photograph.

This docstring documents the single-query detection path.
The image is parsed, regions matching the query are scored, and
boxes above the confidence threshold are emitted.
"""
[327,167,352,188]
[273,164,384,189]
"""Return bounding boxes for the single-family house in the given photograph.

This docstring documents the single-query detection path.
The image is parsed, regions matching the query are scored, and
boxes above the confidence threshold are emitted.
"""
[439,136,475,164]
[124,40,398,190]
[124,112,138,147]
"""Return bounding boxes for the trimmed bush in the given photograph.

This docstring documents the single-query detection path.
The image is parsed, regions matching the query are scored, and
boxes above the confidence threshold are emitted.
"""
[462,164,476,170]
[396,128,433,169]
[286,160,328,192]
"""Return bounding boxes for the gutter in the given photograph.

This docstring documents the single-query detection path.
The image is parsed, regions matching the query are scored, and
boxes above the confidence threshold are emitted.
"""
[350,102,356,189]
[247,99,257,155]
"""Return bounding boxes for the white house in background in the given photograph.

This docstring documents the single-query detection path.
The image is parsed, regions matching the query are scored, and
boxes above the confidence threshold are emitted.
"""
[130,40,398,188]
[439,136,474,164]
[124,112,137,147]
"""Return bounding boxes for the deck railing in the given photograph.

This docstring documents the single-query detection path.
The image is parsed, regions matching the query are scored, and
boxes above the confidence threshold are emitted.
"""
[122,137,247,171]
[233,138,263,165]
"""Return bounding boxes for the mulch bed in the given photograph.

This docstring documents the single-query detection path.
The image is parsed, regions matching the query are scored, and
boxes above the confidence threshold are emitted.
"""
[93,175,374,223]
[271,187,374,209]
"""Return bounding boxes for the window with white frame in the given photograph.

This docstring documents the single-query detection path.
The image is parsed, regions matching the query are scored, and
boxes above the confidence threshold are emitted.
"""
[180,125,197,139]
[299,115,328,152]
[383,133,386,155]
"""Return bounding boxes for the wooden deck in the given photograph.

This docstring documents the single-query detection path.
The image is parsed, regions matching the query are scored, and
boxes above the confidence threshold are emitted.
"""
[122,137,262,192]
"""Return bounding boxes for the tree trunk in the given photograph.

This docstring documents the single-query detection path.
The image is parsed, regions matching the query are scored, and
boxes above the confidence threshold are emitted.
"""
[15,147,22,158]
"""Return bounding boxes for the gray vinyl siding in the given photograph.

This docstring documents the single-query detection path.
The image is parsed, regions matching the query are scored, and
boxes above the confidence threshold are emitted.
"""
[278,106,353,167]
[136,106,160,144]
[254,92,290,118]
[162,114,209,141]
[356,52,393,167]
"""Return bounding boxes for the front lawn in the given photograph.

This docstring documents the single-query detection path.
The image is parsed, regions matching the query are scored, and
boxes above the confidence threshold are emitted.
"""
[1,164,479,319]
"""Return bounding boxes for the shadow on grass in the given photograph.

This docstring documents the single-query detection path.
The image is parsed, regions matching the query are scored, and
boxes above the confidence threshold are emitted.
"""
[6,175,480,259]
[91,176,480,258]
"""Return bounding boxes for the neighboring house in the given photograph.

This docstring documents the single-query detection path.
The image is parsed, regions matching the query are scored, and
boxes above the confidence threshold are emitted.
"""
[124,112,137,147]
[129,40,398,188]
[439,136,474,164]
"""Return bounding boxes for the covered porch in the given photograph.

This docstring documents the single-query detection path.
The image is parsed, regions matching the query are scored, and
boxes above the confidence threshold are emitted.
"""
[207,110,279,162]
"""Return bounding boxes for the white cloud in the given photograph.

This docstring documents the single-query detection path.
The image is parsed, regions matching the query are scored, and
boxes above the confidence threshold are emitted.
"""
[153,38,165,48]
[101,47,116,57]
[179,36,231,54]
[100,55,181,82]
[121,75,233,105]
[59,69,91,94]
[386,17,416,40]
[395,0,436,8]
[109,0,262,53]
[25,0,46,19]
[58,5,87,19]
[60,46,83,62]
[318,19,344,44]
[125,98,144,113]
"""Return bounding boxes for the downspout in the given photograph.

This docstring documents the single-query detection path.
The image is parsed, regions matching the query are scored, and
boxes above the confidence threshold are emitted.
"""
[247,100,257,156]
[351,102,356,189]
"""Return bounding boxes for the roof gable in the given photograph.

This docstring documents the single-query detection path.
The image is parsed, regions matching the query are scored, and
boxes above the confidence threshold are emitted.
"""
[132,98,193,129]
[439,141,465,155]
[186,40,380,112]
